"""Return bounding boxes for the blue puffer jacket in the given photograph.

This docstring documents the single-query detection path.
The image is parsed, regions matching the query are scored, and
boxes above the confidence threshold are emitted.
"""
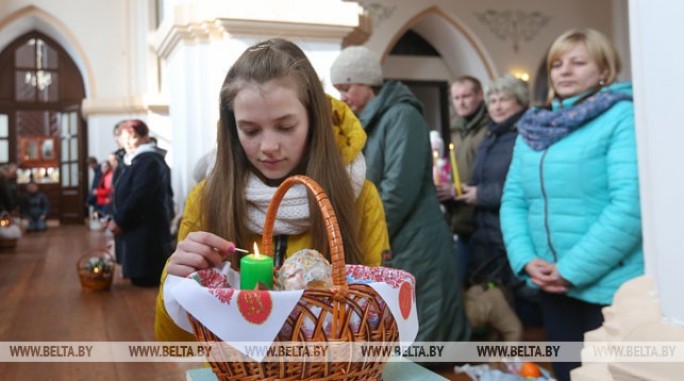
[500,82,643,305]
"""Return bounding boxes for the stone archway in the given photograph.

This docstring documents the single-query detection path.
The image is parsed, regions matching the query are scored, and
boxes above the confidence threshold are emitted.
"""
[0,5,94,97]
[377,6,495,137]
[380,6,496,82]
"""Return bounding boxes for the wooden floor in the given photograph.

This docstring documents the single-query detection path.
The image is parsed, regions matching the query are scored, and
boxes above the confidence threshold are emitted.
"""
[0,224,546,381]
[0,225,200,381]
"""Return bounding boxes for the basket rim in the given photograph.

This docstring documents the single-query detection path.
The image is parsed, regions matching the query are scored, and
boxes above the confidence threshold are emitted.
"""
[261,176,347,291]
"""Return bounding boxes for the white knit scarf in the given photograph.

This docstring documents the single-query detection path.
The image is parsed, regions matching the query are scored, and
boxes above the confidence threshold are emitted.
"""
[245,154,366,235]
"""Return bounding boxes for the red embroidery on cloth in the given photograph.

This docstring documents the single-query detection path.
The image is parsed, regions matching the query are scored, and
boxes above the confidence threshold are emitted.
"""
[237,291,272,325]
[212,288,235,305]
[345,265,415,289]
[195,269,228,288]
[194,269,235,304]
[399,282,412,320]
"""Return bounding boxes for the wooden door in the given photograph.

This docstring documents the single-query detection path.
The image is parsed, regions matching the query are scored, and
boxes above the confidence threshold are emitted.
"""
[0,32,87,224]
[59,109,84,223]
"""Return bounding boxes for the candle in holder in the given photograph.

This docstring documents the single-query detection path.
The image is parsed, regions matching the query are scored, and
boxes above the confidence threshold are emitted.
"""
[432,149,440,185]
[240,242,274,290]
[448,143,463,196]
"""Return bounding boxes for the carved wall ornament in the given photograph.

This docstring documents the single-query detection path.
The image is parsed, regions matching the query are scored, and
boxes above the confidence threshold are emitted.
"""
[358,2,396,27]
[476,9,550,53]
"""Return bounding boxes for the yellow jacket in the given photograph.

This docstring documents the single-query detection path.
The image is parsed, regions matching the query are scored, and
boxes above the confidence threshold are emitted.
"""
[155,97,390,341]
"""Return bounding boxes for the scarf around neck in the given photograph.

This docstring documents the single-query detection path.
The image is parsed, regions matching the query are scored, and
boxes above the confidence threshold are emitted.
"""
[487,109,526,136]
[244,154,366,235]
[517,90,632,151]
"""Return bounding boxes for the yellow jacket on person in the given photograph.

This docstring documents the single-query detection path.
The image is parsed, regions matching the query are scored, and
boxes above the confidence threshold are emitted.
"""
[155,97,390,342]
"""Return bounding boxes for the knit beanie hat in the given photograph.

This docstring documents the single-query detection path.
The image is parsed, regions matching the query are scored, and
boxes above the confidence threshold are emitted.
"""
[330,46,383,86]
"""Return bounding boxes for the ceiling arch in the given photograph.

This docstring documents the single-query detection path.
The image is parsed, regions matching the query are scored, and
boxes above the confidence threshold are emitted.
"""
[381,6,496,83]
[0,5,95,97]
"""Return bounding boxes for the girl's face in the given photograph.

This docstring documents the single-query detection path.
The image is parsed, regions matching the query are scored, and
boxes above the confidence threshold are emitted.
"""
[234,79,309,181]
[487,91,523,123]
[550,42,606,99]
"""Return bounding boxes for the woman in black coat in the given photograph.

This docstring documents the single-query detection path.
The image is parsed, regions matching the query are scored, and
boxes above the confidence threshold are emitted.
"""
[462,76,528,289]
[108,120,173,287]
[458,76,540,338]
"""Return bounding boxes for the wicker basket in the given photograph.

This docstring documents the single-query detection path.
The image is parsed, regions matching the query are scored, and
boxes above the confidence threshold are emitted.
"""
[188,175,400,381]
[77,249,115,292]
[0,213,19,250]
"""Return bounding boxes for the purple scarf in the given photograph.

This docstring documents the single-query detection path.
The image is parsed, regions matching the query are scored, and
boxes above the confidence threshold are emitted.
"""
[518,90,632,151]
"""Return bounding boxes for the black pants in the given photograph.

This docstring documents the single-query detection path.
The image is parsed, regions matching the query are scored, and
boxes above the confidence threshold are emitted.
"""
[131,276,160,287]
[539,292,605,381]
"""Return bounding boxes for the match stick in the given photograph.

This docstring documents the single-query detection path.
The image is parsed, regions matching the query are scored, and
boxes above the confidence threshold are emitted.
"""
[219,247,250,262]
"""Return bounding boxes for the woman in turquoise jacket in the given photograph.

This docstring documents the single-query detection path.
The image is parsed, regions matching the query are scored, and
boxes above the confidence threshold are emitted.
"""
[500,29,643,381]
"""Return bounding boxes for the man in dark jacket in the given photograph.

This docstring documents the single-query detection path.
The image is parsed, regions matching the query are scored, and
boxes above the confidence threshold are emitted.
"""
[435,76,491,284]
[331,46,470,344]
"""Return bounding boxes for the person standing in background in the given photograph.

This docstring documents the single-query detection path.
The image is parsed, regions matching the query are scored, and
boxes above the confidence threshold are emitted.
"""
[435,76,491,284]
[501,28,642,381]
[331,45,470,344]
[0,167,13,213]
[93,160,114,218]
[460,75,532,342]
[111,122,128,263]
[85,156,101,209]
[108,119,173,287]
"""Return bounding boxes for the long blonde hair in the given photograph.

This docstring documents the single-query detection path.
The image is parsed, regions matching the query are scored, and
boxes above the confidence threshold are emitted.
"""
[203,38,363,265]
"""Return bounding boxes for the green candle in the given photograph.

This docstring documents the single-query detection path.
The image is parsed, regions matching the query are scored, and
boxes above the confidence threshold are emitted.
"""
[240,243,273,290]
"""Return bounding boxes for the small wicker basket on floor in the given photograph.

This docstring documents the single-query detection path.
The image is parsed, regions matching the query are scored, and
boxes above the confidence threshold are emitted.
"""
[0,213,19,250]
[77,248,115,292]
[188,175,400,381]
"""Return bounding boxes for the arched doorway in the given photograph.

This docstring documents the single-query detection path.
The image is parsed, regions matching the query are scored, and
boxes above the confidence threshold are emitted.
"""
[380,7,496,140]
[0,31,86,224]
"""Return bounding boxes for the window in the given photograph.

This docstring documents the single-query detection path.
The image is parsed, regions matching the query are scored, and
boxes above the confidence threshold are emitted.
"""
[14,38,59,103]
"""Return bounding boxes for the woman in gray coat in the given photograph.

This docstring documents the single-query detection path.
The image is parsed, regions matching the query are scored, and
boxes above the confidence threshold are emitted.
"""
[331,46,470,343]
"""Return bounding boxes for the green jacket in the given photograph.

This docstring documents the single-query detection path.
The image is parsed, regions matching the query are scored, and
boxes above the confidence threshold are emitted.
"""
[445,103,490,236]
[359,80,470,342]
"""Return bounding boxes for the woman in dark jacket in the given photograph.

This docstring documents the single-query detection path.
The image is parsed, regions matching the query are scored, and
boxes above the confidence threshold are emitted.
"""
[459,75,533,340]
[108,119,173,287]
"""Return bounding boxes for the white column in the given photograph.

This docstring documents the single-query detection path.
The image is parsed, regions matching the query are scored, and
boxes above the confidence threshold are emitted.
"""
[629,0,684,325]
[153,0,368,212]
[165,38,251,212]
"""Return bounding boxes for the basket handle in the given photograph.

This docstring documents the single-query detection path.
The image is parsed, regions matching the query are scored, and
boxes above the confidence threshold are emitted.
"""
[262,175,348,294]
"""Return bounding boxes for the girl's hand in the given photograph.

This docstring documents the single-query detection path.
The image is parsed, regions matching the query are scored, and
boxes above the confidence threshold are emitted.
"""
[166,231,236,278]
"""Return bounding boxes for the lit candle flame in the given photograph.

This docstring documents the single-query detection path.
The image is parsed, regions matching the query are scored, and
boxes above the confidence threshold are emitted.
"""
[253,242,260,258]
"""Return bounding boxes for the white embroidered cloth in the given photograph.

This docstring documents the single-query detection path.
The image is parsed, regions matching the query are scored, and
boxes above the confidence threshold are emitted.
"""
[163,262,419,362]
